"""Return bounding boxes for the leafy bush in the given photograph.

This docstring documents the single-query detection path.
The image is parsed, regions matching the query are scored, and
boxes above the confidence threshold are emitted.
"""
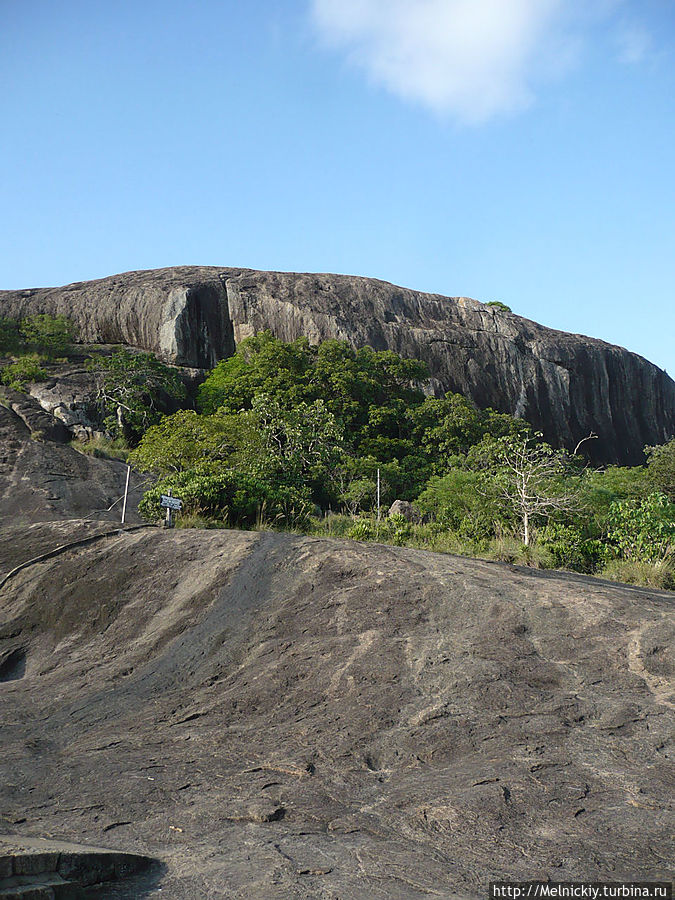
[579,465,652,521]
[606,492,675,563]
[537,523,604,572]
[20,314,77,357]
[384,512,412,546]
[416,469,498,529]
[139,467,314,529]
[347,519,376,541]
[339,476,377,515]
[645,439,675,501]
[0,354,48,389]
[0,318,21,353]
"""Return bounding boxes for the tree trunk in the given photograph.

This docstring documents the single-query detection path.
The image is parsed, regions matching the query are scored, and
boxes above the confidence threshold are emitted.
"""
[523,510,530,546]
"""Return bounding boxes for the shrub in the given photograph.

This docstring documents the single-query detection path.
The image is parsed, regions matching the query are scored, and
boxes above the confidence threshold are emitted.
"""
[384,512,412,546]
[416,469,502,535]
[20,314,77,357]
[645,439,675,501]
[537,523,604,572]
[347,519,376,541]
[606,493,675,563]
[0,354,48,389]
[0,318,21,353]
[139,468,313,529]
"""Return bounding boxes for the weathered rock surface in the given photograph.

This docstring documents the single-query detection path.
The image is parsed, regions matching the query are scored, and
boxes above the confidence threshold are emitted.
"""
[1,387,71,444]
[25,367,102,439]
[0,834,160,896]
[2,266,674,464]
[0,523,672,898]
[0,402,144,525]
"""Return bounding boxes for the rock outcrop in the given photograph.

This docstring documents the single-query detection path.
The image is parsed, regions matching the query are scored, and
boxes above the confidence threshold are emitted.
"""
[0,524,673,897]
[2,266,674,464]
[0,401,145,524]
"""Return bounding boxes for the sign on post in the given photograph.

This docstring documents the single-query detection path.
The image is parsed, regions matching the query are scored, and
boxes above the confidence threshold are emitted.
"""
[160,495,183,511]
[160,491,182,528]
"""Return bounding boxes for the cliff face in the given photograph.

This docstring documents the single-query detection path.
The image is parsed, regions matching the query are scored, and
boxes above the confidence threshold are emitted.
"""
[2,266,674,464]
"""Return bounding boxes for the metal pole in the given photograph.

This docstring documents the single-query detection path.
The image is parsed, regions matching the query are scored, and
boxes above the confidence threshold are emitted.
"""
[120,464,131,525]
[377,468,381,522]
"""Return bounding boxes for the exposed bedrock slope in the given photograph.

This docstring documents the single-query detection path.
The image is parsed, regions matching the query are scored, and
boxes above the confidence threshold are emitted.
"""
[2,267,674,464]
[0,401,144,525]
[0,524,672,898]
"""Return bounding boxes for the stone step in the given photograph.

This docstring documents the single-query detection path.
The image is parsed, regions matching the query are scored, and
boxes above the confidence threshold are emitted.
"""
[0,839,156,899]
[0,872,83,899]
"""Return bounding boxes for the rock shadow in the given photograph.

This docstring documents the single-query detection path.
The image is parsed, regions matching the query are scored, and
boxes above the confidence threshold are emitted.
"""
[0,648,26,682]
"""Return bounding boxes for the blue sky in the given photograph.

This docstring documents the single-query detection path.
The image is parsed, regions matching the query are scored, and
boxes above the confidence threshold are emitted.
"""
[1,0,673,372]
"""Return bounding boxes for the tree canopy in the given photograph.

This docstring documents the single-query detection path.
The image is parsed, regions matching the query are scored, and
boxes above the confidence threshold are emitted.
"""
[120,331,675,588]
[88,350,186,443]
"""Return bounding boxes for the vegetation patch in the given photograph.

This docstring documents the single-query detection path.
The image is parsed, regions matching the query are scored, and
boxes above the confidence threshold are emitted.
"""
[119,332,674,589]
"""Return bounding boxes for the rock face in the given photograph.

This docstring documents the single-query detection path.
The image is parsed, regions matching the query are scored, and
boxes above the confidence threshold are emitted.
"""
[0,401,145,525]
[2,266,674,464]
[0,524,672,897]
[0,835,160,896]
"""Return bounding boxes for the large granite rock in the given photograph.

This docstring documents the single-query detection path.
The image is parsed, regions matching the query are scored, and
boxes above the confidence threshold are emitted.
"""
[2,267,674,464]
[0,524,672,897]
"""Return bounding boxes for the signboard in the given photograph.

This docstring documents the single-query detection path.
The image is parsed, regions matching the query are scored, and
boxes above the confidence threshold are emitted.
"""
[160,495,183,511]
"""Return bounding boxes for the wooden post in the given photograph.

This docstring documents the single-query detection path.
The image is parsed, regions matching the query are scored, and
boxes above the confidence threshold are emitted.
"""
[121,465,131,525]
[165,489,173,529]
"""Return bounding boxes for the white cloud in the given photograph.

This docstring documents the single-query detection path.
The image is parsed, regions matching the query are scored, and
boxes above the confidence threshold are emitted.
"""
[309,0,646,123]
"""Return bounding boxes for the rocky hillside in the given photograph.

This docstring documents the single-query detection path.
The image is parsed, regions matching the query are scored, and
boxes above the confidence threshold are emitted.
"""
[2,267,674,464]
[0,394,144,525]
[0,522,672,897]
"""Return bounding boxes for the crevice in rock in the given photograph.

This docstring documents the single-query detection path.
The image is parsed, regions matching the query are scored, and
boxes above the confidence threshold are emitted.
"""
[0,648,26,682]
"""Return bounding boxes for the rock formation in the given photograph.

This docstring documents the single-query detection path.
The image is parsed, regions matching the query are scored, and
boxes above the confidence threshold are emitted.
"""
[2,266,674,464]
[0,400,144,524]
[0,523,672,897]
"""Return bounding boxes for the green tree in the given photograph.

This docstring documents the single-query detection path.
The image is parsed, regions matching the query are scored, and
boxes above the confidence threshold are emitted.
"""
[249,394,345,486]
[410,393,530,470]
[416,469,503,536]
[197,333,433,498]
[645,439,675,501]
[88,350,186,443]
[129,409,241,475]
[197,332,315,414]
